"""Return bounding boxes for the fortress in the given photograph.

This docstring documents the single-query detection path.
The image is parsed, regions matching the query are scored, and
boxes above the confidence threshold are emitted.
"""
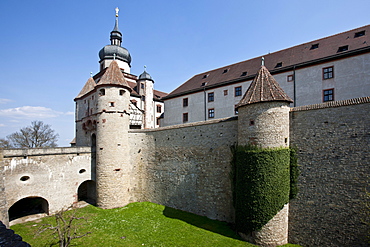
[0,10,369,247]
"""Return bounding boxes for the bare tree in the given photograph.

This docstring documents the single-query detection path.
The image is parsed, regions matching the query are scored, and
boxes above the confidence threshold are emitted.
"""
[0,138,12,149]
[5,121,58,148]
[37,206,90,247]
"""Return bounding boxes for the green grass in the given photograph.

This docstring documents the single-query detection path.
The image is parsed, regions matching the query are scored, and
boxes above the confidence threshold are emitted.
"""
[11,202,300,247]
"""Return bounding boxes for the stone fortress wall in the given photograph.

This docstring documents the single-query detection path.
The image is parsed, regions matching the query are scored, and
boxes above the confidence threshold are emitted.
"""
[0,98,369,246]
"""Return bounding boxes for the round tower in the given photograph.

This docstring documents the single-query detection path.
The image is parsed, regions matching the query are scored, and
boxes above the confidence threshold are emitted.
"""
[236,64,293,246]
[95,60,132,209]
[137,67,154,128]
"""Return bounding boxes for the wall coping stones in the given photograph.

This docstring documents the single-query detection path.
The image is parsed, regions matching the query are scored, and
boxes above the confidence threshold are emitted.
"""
[130,116,238,133]
[2,146,91,158]
[291,96,370,112]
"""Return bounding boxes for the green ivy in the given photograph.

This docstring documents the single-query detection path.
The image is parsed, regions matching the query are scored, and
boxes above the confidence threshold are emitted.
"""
[234,145,292,233]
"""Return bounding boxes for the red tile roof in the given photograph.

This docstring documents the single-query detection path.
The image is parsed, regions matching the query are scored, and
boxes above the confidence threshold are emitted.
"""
[76,77,96,99]
[98,61,131,91]
[237,66,293,107]
[164,25,370,99]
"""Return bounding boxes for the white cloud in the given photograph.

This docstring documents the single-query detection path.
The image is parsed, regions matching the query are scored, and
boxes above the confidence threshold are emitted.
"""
[0,106,69,119]
[0,98,12,104]
[0,124,5,127]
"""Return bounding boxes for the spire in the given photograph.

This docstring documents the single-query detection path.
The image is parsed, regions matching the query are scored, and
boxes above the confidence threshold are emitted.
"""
[110,7,122,46]
[236,66,293,108]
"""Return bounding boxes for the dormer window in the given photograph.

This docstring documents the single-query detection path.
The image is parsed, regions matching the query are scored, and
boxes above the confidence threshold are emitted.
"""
[240,71,248,77]
[202,74,209,79]
[354,30,365,38]
[337,45,348,52]
[310,43,319,50]
[222,69,229,74]
[275,62,283,68]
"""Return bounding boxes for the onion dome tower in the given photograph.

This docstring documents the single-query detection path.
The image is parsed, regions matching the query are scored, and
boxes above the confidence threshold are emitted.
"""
[235,60,293,246]
[137,66,155,128]
[99,7,131,73]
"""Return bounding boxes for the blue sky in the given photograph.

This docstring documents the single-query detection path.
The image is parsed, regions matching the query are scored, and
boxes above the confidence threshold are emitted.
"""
[1,0,369,146]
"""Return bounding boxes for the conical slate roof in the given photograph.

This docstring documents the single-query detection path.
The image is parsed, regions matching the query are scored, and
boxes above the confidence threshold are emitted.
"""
[75,77,96,99]
[98,60,131,91]
[236,66,293,108]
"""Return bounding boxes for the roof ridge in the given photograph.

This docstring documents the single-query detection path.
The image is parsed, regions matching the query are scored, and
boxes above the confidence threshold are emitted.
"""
[75,77,96,99]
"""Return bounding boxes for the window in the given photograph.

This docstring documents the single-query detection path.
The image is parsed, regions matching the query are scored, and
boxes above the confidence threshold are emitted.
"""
[224,90,228,96]
[275,62,283,68]
[208,92,214,102]
[235,86,242,97]
[142,95,145,101]
[323,89,334,102]
[202,74,208,79]
[109,102,115,107]
[354,30,365,38]
[183,113,188,122]
[141,83,144,89]
[323,66,334,80]
[156,105,162,113]
[337,45,348,52]
[156,117,160,126]
[222,69,229,74]
[119,90,125,95]
[240,71,248,77]
[99,89,105,96]
[183,98,188,107]
[310,43,319,50]
[287,75,294,82]
[208,108,215,118]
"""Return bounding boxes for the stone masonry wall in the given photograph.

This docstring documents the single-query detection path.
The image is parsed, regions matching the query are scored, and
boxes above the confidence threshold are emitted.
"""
[3,147,92,216]
[129,117,238,222]
[0,150,9,227]
[289,99,370,246]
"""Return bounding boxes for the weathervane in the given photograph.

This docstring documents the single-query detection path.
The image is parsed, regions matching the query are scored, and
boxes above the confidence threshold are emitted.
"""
[115,7,119,17]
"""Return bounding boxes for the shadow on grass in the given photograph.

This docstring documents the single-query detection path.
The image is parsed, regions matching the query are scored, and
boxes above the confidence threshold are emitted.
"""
[163,206,242,241]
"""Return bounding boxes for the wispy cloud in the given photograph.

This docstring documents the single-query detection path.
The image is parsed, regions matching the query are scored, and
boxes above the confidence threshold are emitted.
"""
[0,124,5,127]
[0,98,13,104]
[0,106,70,119]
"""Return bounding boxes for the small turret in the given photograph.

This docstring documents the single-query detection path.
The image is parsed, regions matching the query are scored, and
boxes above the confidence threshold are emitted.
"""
[137,66,155,128]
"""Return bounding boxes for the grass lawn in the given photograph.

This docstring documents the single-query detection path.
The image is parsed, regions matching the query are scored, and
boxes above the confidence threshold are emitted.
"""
[11,202,301,247]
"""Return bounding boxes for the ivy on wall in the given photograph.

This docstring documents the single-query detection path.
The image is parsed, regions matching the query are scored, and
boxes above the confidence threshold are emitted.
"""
[233,145,298,233]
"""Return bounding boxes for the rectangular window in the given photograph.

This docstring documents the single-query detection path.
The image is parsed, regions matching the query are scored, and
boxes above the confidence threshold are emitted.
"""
[323,89,334,102]
[208,92,214,102]
[337,45,348,53]
[235,86,242,97]
[208,108,215,118]
[310,43,319,50]
[323,66,334,80]
[156,117,160,126]
[224,90,228,96]
[141,83,145,89]
[183,98,188,107]
[287,75,294,82]
[156,105,162,113]
[354,30,365,38]
[183,113,188,122]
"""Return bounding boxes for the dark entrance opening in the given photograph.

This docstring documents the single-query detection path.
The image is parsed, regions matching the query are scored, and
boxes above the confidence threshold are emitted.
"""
[77,180,96,205]
[8,197,49,221]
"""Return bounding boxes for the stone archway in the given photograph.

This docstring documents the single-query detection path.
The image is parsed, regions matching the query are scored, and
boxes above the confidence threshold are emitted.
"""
[77,180,96,205]
[8,197,49,222]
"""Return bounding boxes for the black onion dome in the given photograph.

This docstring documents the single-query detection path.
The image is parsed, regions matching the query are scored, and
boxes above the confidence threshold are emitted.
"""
[99,45,131,65]
[138,70,153,81]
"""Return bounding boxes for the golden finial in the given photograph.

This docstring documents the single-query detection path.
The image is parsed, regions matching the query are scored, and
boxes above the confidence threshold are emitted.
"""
[115,7,119,17]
